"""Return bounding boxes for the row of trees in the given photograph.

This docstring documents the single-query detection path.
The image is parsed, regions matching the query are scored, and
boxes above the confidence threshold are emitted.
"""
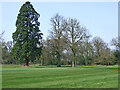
[1,14,119,67]
[1,1,120,67]
[41,31,119,67]
[39,14,119,67]
[1,32,119,67]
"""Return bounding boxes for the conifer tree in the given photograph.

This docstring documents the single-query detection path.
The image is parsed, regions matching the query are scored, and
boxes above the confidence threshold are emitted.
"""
[12,1,43,66]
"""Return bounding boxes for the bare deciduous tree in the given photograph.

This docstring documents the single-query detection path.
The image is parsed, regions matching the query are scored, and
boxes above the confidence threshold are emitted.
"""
[63,18,90,67]
[92,36,106,57]
[49,14,67,67]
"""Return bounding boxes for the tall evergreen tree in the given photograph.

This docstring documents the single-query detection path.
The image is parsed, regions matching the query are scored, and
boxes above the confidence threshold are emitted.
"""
[12,1,43,66]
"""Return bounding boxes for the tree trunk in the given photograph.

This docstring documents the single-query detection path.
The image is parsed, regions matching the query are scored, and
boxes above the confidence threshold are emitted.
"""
[25,57,29,66]
[72,60,75,67]
[72,52,76,67]
[57,53,61,67]
[41,59,42,66]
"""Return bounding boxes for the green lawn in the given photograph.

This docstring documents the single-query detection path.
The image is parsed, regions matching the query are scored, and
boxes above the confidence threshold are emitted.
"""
[2,65,118,88]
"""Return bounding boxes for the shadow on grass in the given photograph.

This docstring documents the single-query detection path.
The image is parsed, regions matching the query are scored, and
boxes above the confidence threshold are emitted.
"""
[34,65,118,70]
[35,66,46,68]
[78,66,118,70]
[34,65,72,68]
[34,66,57,68]
[61,66,72,67]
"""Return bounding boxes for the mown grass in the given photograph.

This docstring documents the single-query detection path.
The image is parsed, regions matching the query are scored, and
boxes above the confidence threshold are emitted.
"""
[2,65,118,88]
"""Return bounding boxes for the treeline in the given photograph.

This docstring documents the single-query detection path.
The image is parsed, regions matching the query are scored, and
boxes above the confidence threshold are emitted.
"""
[1,14,119,67]
[39,14,119,67]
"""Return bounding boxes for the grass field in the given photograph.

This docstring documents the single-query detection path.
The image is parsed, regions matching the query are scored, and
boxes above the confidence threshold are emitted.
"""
[2,65,118,88]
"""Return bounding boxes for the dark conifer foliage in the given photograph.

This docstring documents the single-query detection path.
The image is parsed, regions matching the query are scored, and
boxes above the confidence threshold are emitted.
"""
[12,1,43,66]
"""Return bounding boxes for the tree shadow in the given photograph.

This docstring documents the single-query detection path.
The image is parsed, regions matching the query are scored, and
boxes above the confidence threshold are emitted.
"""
[61,66,72,67]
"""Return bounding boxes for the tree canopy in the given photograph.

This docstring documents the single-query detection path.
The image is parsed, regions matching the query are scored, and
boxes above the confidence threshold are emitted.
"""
[12,1,43,66]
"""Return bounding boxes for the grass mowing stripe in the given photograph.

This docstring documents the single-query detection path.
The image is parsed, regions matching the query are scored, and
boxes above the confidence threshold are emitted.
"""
[2,65,118,88]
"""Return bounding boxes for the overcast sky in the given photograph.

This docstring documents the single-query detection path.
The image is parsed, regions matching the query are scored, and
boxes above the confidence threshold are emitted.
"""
[1,2,118,48]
